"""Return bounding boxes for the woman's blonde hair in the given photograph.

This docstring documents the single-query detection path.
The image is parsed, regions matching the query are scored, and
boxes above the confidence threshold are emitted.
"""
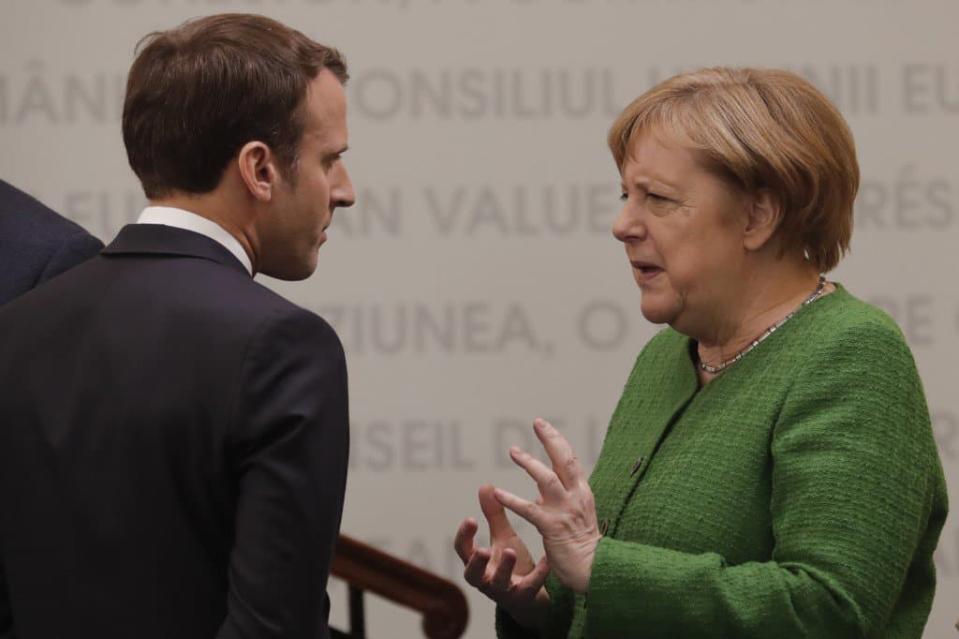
[608,67,859,272]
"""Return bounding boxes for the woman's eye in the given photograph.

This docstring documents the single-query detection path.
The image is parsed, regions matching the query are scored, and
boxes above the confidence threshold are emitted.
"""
[648,192,668,202]
[619,192,628,202]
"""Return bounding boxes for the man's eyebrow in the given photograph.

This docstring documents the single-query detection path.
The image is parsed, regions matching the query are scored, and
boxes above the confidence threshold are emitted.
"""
[321,145,348,162]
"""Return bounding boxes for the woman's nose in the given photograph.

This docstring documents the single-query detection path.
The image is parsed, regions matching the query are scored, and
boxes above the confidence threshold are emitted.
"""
[612,201,645,243]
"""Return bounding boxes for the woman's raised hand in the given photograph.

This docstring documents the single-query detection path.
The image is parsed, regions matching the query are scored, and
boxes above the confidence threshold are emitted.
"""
[454,484,550,630]
[492,418,602,594]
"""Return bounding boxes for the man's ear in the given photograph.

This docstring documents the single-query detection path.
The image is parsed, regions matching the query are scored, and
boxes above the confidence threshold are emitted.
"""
[743,189,783,252]
[236,141,277,202]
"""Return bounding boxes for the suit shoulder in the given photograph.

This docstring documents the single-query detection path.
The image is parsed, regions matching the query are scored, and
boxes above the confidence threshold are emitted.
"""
[230,285,343,357]
[61,230,105,255]
[265,305,342,351]
[806,287,913,360]
[0,180,100,248]
[243,282,336,339]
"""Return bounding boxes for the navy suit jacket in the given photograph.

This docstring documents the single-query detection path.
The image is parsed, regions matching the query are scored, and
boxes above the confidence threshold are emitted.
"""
[0,179,103,306]
[0,224,349,639]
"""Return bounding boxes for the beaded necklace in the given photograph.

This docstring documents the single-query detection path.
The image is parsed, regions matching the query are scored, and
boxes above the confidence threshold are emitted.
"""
[698,276,827,374]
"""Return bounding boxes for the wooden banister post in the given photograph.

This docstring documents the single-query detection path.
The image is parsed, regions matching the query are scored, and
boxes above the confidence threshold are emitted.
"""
[330,534,469,639]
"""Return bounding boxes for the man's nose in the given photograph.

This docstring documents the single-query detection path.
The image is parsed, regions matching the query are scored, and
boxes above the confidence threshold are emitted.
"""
[332,164,355,209]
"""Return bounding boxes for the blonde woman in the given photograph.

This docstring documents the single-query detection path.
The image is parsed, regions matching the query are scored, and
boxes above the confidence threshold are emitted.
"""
[456,68,948,638]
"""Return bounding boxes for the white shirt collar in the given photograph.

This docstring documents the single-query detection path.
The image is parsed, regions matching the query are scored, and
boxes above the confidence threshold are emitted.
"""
[136,206,253,276]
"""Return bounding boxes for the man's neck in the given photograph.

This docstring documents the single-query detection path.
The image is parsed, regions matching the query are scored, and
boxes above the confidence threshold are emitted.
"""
[150,194,258,272]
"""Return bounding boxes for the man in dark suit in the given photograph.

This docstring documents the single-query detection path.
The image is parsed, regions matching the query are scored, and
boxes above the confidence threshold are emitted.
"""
[0,14,354,639]
[0,179,103,306]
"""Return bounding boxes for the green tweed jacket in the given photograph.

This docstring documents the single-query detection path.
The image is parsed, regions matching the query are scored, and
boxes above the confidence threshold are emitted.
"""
[497,285,948,638]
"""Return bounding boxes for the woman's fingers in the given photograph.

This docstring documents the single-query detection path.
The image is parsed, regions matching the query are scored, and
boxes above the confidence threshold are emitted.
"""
[454,517,478,564]
[489,548,517,592]
[479,484,516,542]
[493,487,544,528]
[508,446,566,502]
[463,547,491,587]
[533,418,585,489]
[458,418,588,603]
[475,486,541,573]
[517,555,550,593]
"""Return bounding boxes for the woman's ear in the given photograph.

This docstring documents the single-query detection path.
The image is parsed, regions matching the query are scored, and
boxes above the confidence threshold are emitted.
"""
[743,189,783,252]
[236,141,277,203]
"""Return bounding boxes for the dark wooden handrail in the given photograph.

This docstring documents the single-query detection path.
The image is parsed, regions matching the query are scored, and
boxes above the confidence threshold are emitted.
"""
[330,534,469,639]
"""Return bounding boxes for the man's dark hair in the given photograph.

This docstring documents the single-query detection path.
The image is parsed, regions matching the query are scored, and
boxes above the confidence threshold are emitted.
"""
[122,13,348,199]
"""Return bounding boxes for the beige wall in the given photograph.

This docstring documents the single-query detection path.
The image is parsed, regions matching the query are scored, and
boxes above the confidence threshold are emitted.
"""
[1,0,957,636]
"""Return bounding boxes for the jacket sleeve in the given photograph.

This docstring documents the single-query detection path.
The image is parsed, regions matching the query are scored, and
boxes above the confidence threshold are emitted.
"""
[216,308,350,639]
[0,563,14,639]
[494,575,577,639]
[37,231,103,284]
[581,320,946,638]
[496,606,539,638]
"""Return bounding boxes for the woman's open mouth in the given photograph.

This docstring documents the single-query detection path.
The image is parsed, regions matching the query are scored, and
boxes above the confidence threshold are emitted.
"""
[630,260,664,282]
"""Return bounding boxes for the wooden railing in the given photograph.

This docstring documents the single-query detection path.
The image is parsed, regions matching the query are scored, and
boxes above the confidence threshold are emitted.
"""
[329,535,469,639]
